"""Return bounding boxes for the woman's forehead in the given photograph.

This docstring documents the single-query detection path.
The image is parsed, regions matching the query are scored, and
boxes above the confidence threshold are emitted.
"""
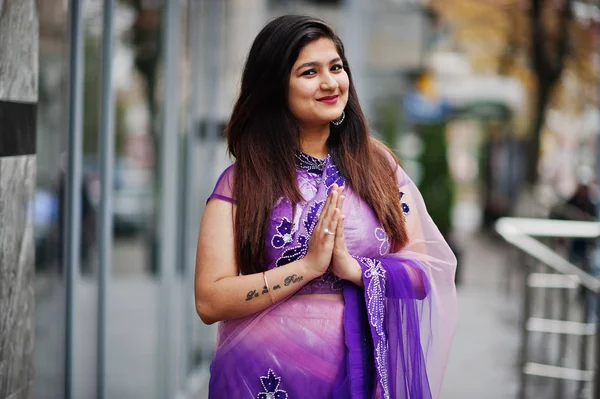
[294,38,339,65]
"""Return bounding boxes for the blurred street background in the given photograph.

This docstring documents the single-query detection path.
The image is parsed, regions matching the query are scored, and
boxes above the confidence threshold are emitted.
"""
[2,0,600,398]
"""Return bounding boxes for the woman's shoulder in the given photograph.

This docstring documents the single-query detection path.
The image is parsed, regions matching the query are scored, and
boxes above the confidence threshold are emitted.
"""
[209,163,237,204]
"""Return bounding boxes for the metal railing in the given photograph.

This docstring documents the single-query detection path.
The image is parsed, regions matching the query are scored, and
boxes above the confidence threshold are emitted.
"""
[496,217,600,399]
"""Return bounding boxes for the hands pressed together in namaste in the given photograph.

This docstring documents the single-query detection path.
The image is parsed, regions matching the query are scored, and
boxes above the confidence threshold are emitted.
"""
[303,183,363,286]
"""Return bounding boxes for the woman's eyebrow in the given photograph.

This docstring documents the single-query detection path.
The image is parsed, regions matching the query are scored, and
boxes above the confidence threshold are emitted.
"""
[295,57,342,72]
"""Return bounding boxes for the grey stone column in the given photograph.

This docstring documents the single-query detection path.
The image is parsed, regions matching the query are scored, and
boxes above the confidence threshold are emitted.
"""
[0,1,39,398]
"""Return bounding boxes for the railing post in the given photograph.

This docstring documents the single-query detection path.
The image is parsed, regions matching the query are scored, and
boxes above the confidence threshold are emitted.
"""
[519,255,532,399]
[554,284,569,399]
[578,259,592,398]
[540,261,552,364]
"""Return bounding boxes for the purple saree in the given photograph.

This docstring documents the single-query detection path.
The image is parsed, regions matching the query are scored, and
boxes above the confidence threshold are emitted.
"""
[206,152,457,398]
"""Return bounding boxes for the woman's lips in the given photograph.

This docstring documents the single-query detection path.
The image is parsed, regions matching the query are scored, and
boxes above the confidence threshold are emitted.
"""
[317,95,339,104]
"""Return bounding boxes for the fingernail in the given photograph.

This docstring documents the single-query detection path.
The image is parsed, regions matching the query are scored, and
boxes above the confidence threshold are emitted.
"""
[340,195,345,200]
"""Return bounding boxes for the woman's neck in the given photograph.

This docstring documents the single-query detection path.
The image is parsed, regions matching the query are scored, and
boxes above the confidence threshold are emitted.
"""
[299,124,330,160]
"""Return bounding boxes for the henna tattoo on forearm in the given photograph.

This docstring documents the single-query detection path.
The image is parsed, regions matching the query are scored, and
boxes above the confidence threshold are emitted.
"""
[261,285,269,295]
[273,284,281,290]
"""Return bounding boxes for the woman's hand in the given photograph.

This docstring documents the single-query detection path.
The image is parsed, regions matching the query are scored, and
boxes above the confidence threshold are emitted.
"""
[303,184,342,278]
[330,187,364,287]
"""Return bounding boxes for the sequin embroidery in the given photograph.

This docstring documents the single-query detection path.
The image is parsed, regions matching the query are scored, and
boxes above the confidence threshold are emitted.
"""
[400,191,410,220]
[324,163,346,193]
[359,257,390,399]
[271,217,295,249]
[276,235,308,267]
[257,369,288,399]
[296,152,329,175]
[374,228,390,256]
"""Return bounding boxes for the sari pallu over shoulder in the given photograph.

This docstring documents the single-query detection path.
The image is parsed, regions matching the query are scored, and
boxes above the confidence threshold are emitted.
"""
[342,163,457,399]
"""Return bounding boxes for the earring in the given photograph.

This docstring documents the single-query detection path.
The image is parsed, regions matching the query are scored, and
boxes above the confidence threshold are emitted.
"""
[331,110,345,126]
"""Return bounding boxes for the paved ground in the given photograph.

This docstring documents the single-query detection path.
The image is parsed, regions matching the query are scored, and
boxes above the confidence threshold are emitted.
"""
[441,232,521,399]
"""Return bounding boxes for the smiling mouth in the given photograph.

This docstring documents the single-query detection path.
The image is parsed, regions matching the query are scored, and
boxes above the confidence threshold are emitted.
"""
[317,95,339,104]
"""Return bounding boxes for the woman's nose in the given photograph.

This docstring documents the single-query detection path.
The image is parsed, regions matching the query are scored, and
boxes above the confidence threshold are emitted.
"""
[320,73,338,90]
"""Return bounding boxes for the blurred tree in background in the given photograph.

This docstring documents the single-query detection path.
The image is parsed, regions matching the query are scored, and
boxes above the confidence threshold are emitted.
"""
[430,0,596,184]
[417,122,454,236]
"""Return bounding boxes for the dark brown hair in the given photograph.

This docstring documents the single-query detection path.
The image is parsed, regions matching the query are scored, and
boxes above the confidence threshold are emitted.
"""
[226,15,408,275]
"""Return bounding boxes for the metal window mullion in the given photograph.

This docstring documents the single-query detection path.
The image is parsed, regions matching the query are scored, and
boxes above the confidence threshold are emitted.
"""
[183,0,202,381]
[158,0,182,397]
[65,1,85,398]
[97,0,116,398]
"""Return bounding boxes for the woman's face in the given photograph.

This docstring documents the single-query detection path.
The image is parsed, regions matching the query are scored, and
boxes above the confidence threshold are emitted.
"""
[288,37,349,128]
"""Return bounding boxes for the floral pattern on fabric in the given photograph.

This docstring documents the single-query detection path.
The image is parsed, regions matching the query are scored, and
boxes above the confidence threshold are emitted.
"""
[276,235,308,267]
[275,200,324,267]
[296,152,329,175]
[303,201,324,235]
[357,256,390,399]
[271,217,295,249]
[257,369,288,399]
[400,191,410,220]
[374,228,391,256]
[324,163,346,193]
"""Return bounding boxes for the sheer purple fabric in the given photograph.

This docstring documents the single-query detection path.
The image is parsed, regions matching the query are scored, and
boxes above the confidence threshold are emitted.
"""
[208,164,236,204]
[206,153,457,398]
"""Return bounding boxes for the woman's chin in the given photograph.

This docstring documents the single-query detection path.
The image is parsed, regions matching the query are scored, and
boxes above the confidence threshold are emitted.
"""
[320,112,343,124]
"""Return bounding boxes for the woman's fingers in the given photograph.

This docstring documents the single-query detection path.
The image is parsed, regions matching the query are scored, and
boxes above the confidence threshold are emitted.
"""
[315,188,332,229]
[336,214,345,239]
[313,184,347,239]
[319,187,338,230]
[330,194,344,233]
[336,191,344,211]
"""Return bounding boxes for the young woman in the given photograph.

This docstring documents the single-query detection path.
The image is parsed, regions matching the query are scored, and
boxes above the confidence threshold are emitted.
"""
[195,15,457,399]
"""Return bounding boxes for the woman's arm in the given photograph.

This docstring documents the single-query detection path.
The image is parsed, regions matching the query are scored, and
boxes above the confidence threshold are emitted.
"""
[195,187,341,324]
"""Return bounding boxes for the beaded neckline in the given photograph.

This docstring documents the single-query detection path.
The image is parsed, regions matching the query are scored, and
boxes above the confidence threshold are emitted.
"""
[295,151,330,174]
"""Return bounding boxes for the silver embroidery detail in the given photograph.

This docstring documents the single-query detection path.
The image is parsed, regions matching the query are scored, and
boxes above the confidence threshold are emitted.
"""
[363,258,390,399]
[271,217,296,250]
[257,369,288,399]
[374,227,390,256]
[400,190,410,221]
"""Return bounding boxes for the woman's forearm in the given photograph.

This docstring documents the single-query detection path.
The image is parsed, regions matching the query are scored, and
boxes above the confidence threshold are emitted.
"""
[196,258,320,324]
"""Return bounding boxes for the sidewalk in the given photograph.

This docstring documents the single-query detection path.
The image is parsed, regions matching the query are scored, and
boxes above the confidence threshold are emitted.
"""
[441,232,520,399]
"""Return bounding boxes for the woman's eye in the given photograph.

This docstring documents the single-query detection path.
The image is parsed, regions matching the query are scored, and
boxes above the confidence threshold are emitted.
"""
[331,64,343,72]
[301,69,316,76]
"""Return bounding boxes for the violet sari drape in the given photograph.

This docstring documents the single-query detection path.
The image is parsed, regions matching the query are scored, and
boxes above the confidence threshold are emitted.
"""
[206,153,457,398]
